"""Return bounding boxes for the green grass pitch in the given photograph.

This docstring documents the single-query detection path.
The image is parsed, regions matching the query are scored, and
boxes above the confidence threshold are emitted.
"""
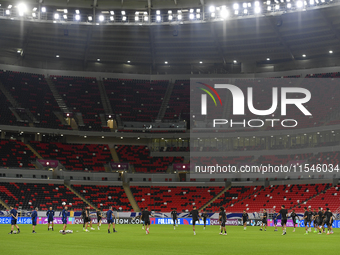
[0,224,338,255]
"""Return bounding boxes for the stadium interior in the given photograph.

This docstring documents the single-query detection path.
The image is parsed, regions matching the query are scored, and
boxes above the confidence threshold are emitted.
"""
[0,0,340,221]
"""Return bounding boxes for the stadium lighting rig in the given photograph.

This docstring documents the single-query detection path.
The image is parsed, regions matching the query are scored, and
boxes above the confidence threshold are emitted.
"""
[0,0,338,24]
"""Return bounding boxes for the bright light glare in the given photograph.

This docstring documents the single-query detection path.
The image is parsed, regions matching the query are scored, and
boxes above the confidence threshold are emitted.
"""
[99,15,104,22]
[254,7,261,14]
[220,9,229,19]
[54,13,59,19]
[75,14,80,21]
[296,0,304,8]
[233,3,239,10]
[17,3,27,16]
[209,6,215,12]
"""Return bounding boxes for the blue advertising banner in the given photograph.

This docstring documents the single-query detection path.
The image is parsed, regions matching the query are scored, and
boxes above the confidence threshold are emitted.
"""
[0,217,32,224]
[152,218,210,225]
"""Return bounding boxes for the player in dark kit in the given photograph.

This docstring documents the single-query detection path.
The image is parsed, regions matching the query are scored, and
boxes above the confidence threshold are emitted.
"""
[312,208,318,233]
[46,207,54,231]
[171,208,178,229]
[242,210,248,231]
[107,206,117,233]
[279,205,288,235]
[82,206,87,231]
[190,206,201,235]
[142,207,154,235]
[324,208,334,235]
[96,208,102,230]
[201,210,209,230]
[138,208,145,230]
[31,207,38,233]
[317,207,324,234]
[61,206,68,235]
[273,209,278,232]
[290,209,299,232]
[303,207,312,235]
[260,209,267,231]
[8,205,20,234]
[219,207,227,235]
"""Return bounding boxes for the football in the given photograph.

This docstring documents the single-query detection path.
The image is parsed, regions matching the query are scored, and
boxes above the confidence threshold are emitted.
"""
[62,202,66,206]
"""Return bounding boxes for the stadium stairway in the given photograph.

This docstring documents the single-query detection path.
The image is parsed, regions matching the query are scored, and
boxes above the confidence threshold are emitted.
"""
[0,196,10,210]
[64,183,98,210]
[123,183,140,212]
[156,82,175,121]
[0,80,34,123]
[25,143,43,160]
[110,148,120,163]
[199,182,232,211]
[97,79,113,116]
[45,76,70,114]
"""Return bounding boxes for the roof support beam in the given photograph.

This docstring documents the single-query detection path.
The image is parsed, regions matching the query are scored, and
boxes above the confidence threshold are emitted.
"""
[149,27,157,71]
[83,26,93,69]
[266,16,295,60]
[92,0,97,23]
[211,25,227,66]
[21,23,32,58]
[319,9,340,43]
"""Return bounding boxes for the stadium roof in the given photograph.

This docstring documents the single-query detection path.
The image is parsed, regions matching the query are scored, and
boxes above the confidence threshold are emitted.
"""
[0,1,339,73]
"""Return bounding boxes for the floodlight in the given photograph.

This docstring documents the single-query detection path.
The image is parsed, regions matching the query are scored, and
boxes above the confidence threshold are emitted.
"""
[209,6,215,12]
[296,0,303,8]
[18,3,27,16]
